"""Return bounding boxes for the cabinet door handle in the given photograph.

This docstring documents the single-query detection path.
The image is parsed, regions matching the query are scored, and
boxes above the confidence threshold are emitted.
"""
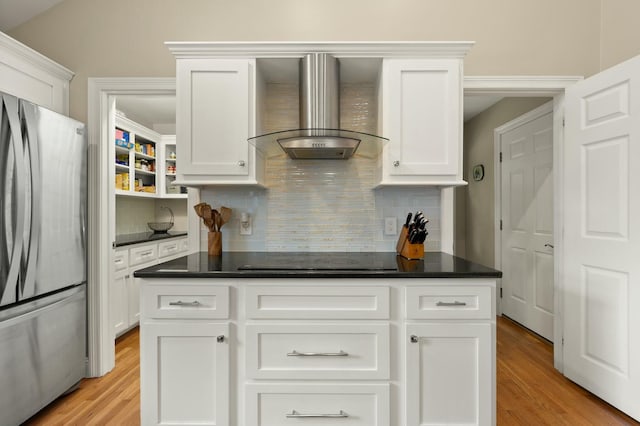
[168,300,201,307]
[545,243,554,249]
[217,335,225,343]
[287,350,349,357]
[286,410,348,418]
[238,160,246,167]
[393,160,400,167]
[436,301,467,307]
[410,335,419,343]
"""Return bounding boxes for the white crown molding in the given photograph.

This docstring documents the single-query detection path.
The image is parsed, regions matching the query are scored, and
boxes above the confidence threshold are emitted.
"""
[464,76,583,96]
[0,31,73,81]
[166,41,475,59]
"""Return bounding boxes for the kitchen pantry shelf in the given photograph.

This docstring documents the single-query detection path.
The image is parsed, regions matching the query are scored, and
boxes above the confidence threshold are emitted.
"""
[113,116,186,199]
[161,135,188,198]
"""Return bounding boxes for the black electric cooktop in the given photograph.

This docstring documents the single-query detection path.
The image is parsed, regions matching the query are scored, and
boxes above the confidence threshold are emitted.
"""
[237,252,396,271]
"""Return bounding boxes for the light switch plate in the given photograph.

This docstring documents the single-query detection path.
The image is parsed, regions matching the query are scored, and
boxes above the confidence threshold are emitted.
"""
[384,217,397,235]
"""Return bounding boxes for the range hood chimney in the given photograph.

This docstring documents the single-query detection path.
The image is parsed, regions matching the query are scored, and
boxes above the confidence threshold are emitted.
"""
[249,53,388,159]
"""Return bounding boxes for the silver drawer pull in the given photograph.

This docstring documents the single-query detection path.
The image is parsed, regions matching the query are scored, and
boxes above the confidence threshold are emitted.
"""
[286,410,348,418]
[436,301,467,307]
[168,300,201,307]
[287,350,349,357]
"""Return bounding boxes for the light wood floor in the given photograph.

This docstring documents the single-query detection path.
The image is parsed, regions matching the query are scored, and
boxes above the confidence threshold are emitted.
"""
[24,317,639,425]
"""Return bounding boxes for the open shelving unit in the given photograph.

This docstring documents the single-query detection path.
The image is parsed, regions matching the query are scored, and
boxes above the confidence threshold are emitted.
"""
[114,115,158,197]
[113,116,185,199]
[160,135,187,198]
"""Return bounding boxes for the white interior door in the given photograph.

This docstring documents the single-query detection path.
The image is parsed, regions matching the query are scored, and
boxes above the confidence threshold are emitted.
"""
[563,54,640,421]
[501,108,554,341]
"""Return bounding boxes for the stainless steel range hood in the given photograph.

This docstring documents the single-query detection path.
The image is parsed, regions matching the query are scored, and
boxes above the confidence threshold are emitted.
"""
[249,53,388,159]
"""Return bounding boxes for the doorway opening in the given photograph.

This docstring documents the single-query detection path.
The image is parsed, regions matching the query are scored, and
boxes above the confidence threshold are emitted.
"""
[493,101,554,341]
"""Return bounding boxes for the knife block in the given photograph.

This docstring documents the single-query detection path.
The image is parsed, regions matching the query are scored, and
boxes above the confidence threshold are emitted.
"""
[396,227,424,260]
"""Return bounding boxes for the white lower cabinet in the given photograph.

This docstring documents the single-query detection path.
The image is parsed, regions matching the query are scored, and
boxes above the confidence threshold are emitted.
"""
[112,237,188,338]
[139,279,496,426]
[127,273,141,326]
[406,323,493,426]
[141,322,229,426]
[111,271,129,336]
[245,384,390,426]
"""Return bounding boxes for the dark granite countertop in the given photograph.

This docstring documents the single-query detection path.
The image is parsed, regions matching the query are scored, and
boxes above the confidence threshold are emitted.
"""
[134,251,502,279]
[115,231,188,248]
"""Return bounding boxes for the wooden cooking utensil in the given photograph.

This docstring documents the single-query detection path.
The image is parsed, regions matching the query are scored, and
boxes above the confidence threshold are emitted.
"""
[193,202,207,219]
[212,209,220,232]
[219,206,232,229]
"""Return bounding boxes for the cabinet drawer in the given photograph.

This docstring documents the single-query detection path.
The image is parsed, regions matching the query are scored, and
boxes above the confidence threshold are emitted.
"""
[142,285,229,319]
[113,250,128,272]
[245,286,389,319]
[246,324,389,380]
[406,286,493,319]
[129,244,158,267]
[158,239,183,259]
[245,384,389,426]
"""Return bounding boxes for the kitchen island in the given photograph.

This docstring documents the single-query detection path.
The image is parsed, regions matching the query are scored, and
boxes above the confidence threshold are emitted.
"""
[135,252,501,426]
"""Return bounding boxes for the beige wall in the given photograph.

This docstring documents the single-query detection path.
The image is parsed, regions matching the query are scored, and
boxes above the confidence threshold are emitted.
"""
[8,0,602,123]
[600,0,640,69]
[459,97,550,268]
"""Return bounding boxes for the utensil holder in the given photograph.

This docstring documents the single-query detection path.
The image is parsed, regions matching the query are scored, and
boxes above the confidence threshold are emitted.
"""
[396,228,424,260]
[208,231,222,256]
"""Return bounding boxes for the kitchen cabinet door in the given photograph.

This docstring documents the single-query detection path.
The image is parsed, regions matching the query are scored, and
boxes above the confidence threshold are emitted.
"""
[175,58,264,186]
[127,274,140,327]
[111,272,129,337]
[141,322,229,426]
[406,323,493,426]
[379,59,464,186]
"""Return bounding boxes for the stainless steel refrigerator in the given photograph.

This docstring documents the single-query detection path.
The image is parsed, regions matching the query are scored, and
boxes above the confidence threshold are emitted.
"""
[0,92,87,426]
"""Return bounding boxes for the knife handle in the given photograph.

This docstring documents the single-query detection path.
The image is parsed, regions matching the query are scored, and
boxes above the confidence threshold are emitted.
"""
[405,213,412,228]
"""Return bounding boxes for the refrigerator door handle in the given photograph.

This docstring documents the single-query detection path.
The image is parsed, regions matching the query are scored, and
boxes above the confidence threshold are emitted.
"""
[0,95,26,306]
[19,102,41,299]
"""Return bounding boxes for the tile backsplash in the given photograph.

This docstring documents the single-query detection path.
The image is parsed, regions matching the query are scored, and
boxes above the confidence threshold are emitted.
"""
[199,160,441,252]
[199,82,441,252]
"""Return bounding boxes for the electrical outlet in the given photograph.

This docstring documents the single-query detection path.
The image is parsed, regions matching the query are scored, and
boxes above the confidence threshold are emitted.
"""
[240,213,252,235]
[384,217,397,235]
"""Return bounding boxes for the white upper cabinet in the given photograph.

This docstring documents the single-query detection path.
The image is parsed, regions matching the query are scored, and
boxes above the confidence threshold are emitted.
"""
[167,42,472,188]
[0,32,73,114]
[379,58,464,186]
[174,57,265,186]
